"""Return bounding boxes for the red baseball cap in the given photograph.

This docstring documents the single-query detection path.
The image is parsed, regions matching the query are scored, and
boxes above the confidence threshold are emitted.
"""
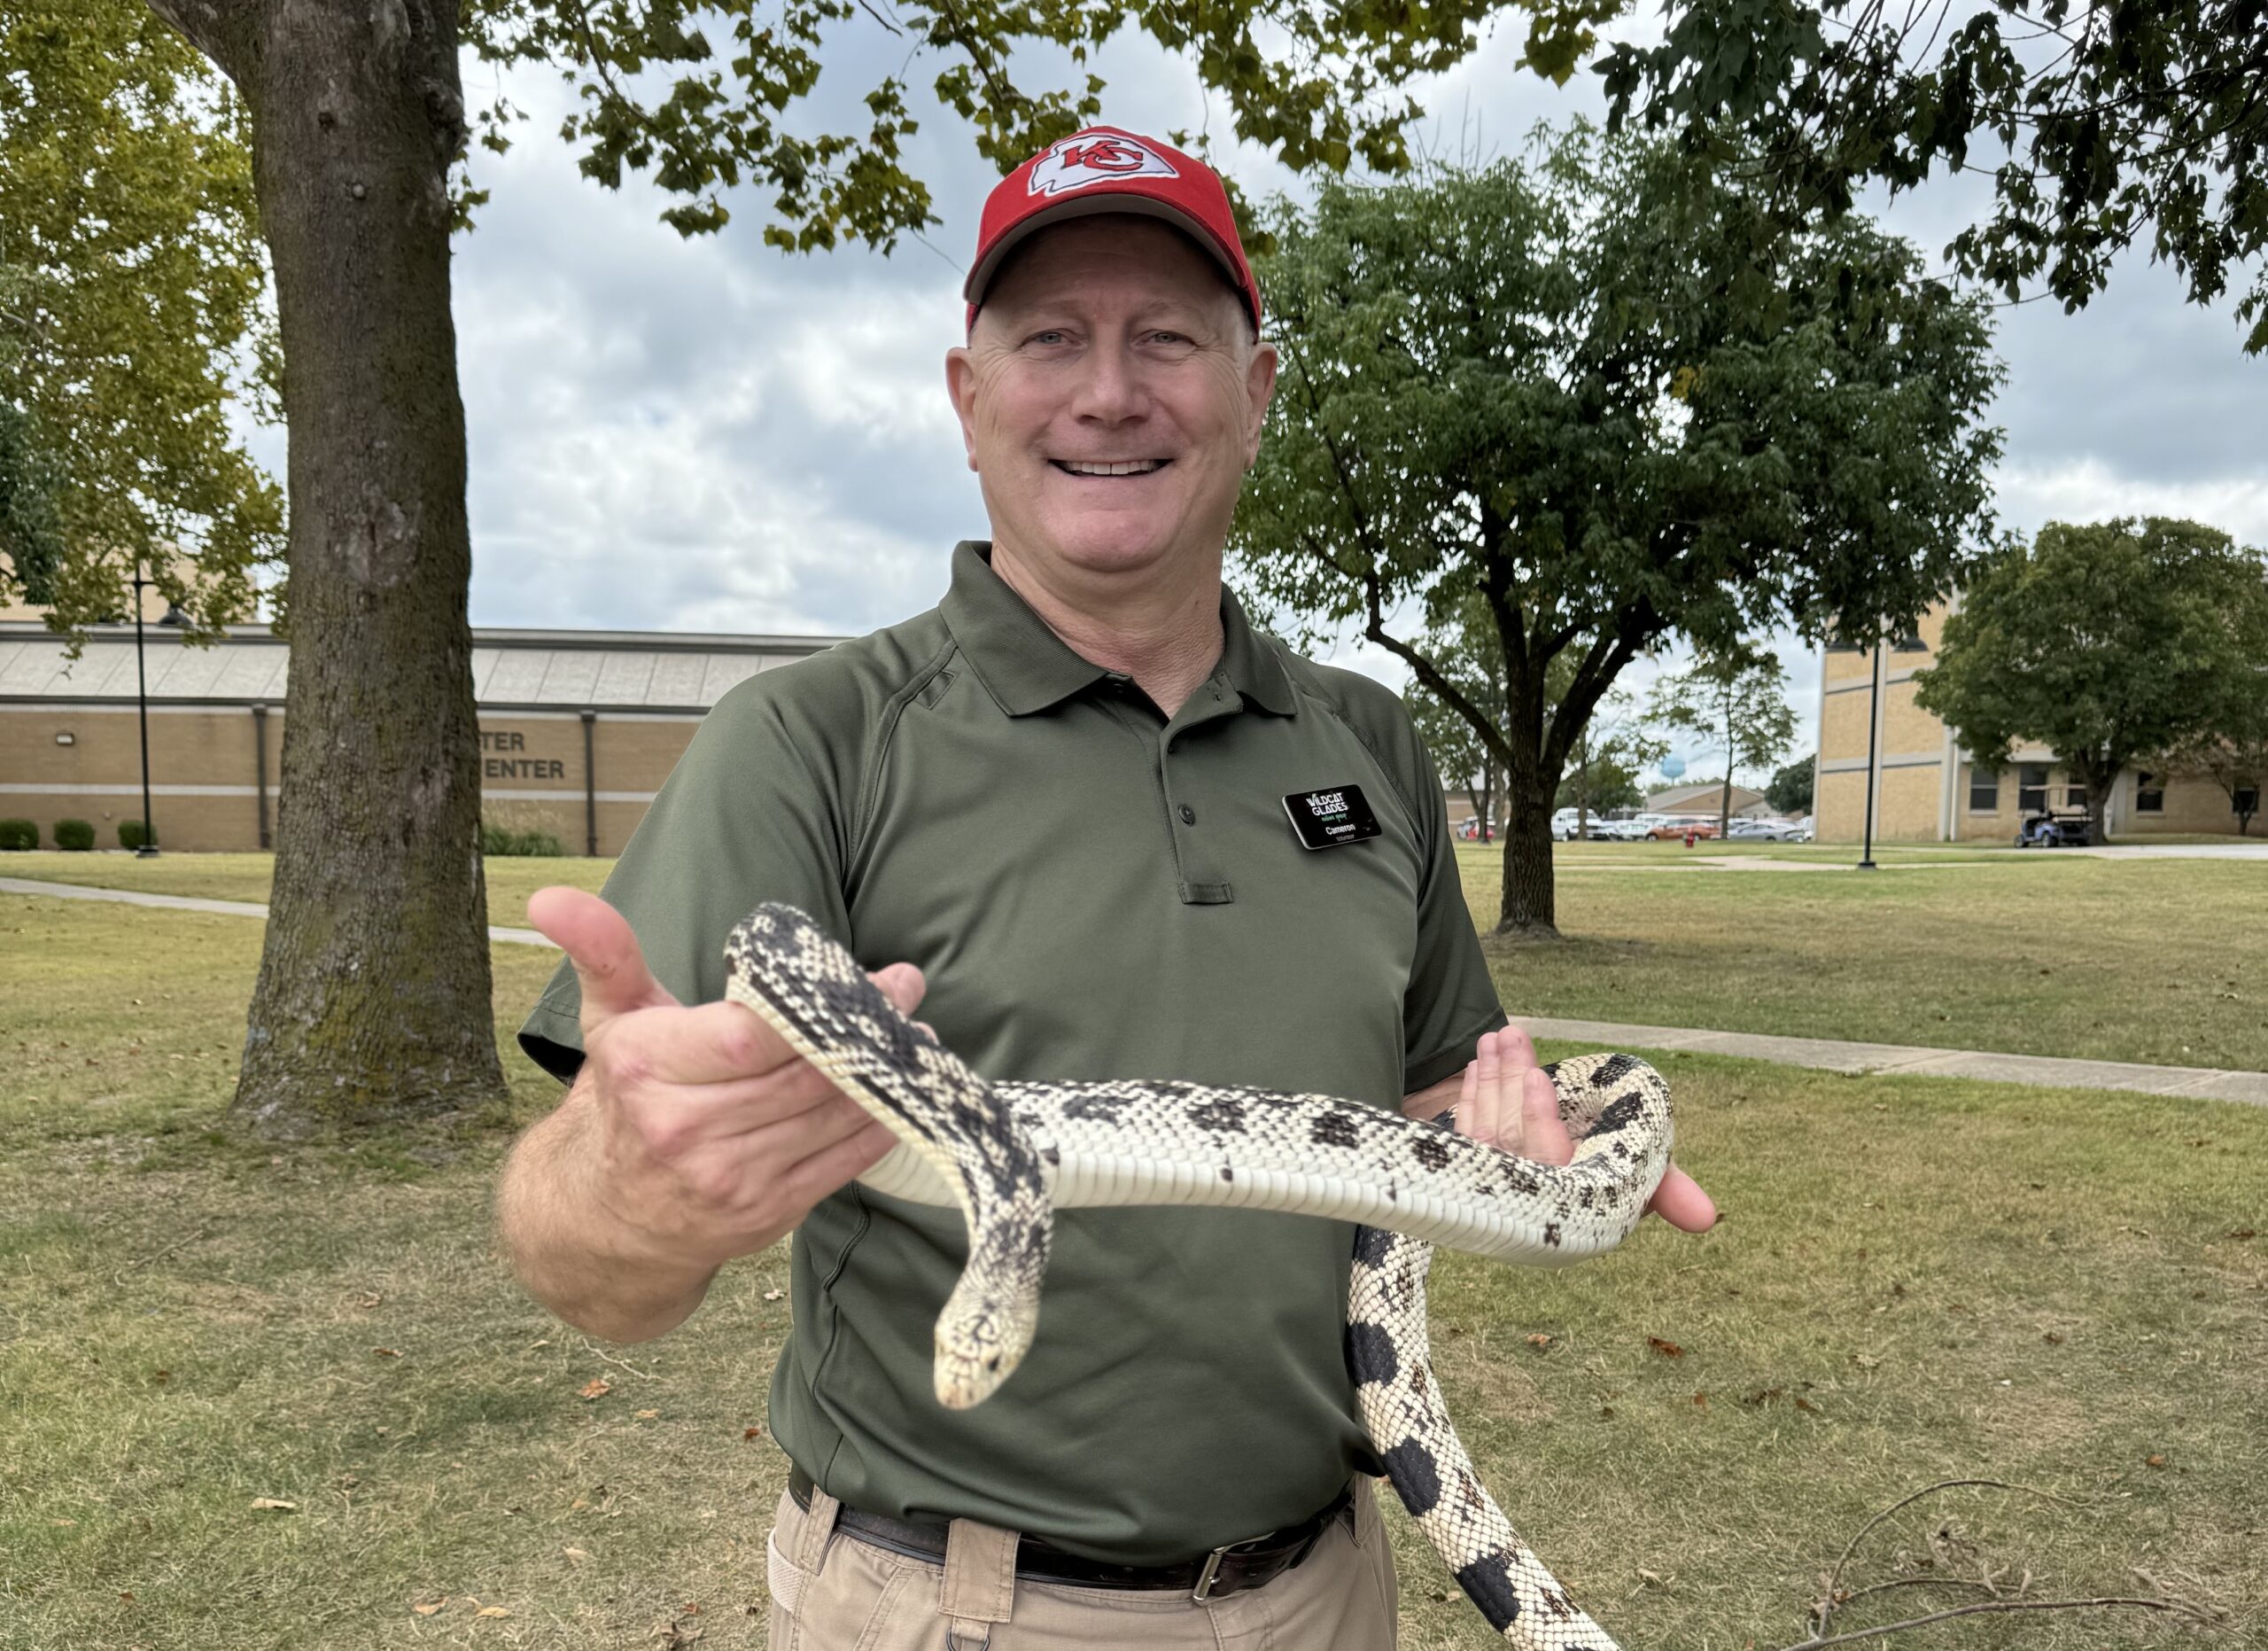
[964,126,1262,334]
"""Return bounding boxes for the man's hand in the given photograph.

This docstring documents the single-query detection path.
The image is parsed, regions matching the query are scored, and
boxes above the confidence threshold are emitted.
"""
[1447,1026,1716,1234]
[524,886,921,1273]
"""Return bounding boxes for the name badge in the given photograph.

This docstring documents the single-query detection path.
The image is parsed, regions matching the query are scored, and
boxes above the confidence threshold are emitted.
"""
[1282,784,1382,851]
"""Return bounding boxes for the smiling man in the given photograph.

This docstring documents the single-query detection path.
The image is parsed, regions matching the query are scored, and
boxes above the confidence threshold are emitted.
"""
[499,127,1712,1650]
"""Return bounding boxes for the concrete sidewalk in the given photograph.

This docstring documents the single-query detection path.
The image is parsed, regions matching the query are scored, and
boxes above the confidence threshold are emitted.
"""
[1511,1014,2268,1107]
[0,875,556,948]
[10,874,2262,1106]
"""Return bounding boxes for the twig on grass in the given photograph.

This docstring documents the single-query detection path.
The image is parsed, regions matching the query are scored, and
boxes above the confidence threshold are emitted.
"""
[113,1223,214,1284]
[1773,1593,2218,1648]
[1811,1477,2085,1636]
[1769,1476,2221,1649]
[576,1336,658,1381]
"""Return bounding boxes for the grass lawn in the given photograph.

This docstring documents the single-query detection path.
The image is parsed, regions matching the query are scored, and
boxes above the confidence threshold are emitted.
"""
[4,889,2264,1648]
[1457,845,2268,1071]
[0,852,611,926]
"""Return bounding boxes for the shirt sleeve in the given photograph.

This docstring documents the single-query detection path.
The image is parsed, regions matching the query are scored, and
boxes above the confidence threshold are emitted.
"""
[516,672,858,1082]
[1397,737,1507,1095]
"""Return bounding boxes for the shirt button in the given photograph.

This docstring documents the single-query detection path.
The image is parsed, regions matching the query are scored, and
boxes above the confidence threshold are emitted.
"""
[1179,805,1197,825]
[1167,738,1178,753]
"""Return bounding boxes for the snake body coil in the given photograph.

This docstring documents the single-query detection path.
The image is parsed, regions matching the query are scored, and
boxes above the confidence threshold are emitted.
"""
[725,902,1674,1649]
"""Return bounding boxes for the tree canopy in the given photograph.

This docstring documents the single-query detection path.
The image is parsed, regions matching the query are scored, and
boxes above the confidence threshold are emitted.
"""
[1596,0,2268,353]
[0,1,281,639]
[1232,128,2002,934]
[1766,750,1816,815]
[1914,518,2268,844]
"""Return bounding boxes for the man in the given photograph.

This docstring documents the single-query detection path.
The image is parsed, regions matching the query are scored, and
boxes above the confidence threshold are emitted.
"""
[498,126,1713,1648]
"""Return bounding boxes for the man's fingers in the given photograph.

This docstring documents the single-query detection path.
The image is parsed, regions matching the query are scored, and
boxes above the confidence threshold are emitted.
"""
[1645,1164,1717,1233]
[871,962,926,1019]
[606,999,804,1086]
[773,1116,900,1210]
[527,887,677,1032]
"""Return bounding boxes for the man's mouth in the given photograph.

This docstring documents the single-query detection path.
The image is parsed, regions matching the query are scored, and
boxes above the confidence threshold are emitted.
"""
[1052,459,1170,477]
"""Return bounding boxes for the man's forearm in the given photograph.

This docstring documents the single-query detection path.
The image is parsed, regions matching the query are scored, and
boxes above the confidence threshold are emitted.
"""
[494,1074,719,1344]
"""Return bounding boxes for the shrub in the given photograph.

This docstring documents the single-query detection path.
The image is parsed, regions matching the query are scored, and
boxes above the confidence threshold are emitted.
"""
[118,819,156,851]
[0,819,35,851]
[481,822,564,857]
[53,818,96,851]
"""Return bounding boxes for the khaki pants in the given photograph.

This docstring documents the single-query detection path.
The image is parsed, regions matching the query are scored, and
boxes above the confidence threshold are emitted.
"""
[764,1479,1398,1650]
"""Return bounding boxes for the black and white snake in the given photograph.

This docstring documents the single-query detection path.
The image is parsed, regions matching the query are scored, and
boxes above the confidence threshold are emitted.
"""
[726,902,1674,1649]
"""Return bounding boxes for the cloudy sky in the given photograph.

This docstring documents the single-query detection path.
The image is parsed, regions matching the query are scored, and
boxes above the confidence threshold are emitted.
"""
[245,13,2266,785]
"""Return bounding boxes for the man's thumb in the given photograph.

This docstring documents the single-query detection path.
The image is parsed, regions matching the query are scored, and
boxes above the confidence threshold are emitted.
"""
[526,886,677,1029]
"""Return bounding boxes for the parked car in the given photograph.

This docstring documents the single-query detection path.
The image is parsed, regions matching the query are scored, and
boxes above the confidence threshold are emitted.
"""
[1645,818,1719,841]
[1727,816,1806,841]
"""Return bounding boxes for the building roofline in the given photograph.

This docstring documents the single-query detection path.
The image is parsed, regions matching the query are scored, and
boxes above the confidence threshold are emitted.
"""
[0,619,849,653]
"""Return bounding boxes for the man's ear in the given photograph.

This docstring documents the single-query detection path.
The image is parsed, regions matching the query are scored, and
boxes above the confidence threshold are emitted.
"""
[944,346,981,472]
[1244,340,1279,468]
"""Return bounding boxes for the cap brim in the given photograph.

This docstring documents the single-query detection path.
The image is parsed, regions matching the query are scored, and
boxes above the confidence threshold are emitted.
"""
[963,195,1252,322]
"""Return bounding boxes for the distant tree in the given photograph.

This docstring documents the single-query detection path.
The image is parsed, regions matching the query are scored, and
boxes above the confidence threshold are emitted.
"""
[1557,689,1664,831]
[1915,519,2268,845]
[1235,130,2001,937]
[1767,751,1816,815]
[1646,650,1798,836]
[2162,596,2268,836]
[0,3,281,637]
[1598,1,2268,354]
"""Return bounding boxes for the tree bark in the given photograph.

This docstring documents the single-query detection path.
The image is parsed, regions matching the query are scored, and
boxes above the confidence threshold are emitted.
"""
[1497,746,1560,937]
[175,0,505,1132]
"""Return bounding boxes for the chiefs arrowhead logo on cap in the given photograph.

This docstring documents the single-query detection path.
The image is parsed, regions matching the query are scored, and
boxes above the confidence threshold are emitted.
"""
[965,125,1262,332]
[1026,132,1180,197]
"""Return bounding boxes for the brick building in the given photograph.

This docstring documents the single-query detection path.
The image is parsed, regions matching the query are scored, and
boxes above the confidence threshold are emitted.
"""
[1814,605,2256,841]
[0,617,839,853]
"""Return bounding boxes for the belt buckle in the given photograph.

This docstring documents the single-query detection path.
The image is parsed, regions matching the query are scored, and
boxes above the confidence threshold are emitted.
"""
[1191,1544,1235,1603]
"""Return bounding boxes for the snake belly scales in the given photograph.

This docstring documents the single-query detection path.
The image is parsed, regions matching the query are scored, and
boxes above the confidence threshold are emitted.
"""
[725,903,1674,1649]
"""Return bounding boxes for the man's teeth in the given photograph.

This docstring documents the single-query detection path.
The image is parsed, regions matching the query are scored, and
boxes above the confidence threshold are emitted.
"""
[1060,459,1164,476]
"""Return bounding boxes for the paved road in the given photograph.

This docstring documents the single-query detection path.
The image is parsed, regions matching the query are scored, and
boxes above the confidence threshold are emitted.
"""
[11,874,2261,1106]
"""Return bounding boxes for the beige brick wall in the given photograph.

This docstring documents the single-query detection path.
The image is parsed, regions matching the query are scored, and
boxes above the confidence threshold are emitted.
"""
[3,701,703,854]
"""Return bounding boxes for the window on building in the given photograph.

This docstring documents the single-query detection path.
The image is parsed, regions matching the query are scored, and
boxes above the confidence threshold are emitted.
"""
[1969,766,2000,812]
[2067,780,2087,811]
[2134,772,2164,813]
[2017,764,2049,813]
[2238,786,2261,818]
[1892,628,1929,652]
[1826,628,1862,654]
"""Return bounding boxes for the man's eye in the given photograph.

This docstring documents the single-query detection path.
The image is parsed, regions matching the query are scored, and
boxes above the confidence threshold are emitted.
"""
[1028,330,1069,346]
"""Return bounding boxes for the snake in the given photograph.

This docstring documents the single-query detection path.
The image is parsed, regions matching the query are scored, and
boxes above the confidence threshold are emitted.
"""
[724,902,1675,1650]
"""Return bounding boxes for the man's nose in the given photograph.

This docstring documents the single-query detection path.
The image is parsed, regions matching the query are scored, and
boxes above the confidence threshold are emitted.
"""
[1068,341,1146,422]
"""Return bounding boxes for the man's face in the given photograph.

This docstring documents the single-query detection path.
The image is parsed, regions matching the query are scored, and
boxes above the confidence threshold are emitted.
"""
[946,216,1277,587]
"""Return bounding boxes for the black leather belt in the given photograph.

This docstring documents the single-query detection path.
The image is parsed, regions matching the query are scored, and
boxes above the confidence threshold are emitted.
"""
[787,1464,1353,1601]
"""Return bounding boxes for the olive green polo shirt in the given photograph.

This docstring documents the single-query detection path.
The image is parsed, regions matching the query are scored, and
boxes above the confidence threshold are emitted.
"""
[519,541,1503,1563]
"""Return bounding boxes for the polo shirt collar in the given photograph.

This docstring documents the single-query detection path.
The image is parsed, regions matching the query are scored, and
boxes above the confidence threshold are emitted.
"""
[942,541,1297,718]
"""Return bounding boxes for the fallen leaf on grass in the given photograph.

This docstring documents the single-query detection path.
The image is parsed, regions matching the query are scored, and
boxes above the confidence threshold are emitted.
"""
[2228,1228,2257,1241]
[2044,1331,2065,1344]
[2146,1454,2167,1468]
[50,1518,75,1527]
[372,1348,400,1359]
[1646,1336,1684,1358]
[1690,1391,1709,1409]
[742,1426,765,1441]
[478,1605,511,1618]
[411,1598,447,1616]
[1526,1333,1553,1348]
[564,1546,592,1563]
[636,1408,660,1420]
[249,1498,297,1512]
[570,1499,589,1511]
[579,1378,611,1400]
[762,1289,784,1302]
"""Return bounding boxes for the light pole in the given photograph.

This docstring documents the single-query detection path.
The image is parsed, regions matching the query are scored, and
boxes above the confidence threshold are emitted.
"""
[1857,631,1883,871]
[129,557,159,857]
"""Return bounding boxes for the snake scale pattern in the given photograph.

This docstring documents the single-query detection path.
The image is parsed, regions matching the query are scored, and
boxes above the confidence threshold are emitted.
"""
[724,903,1675,1649]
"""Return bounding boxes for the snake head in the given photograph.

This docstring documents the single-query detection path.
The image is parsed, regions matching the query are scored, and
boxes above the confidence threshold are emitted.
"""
[931,1283,1041,1409]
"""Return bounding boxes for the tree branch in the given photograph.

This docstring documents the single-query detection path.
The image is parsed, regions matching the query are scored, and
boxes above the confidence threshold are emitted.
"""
[1773,1593,2215,1650]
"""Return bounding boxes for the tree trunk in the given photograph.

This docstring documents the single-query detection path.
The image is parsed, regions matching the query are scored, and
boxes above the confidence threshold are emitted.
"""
[1497,759,1559,937]
[211,0,504,1131]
